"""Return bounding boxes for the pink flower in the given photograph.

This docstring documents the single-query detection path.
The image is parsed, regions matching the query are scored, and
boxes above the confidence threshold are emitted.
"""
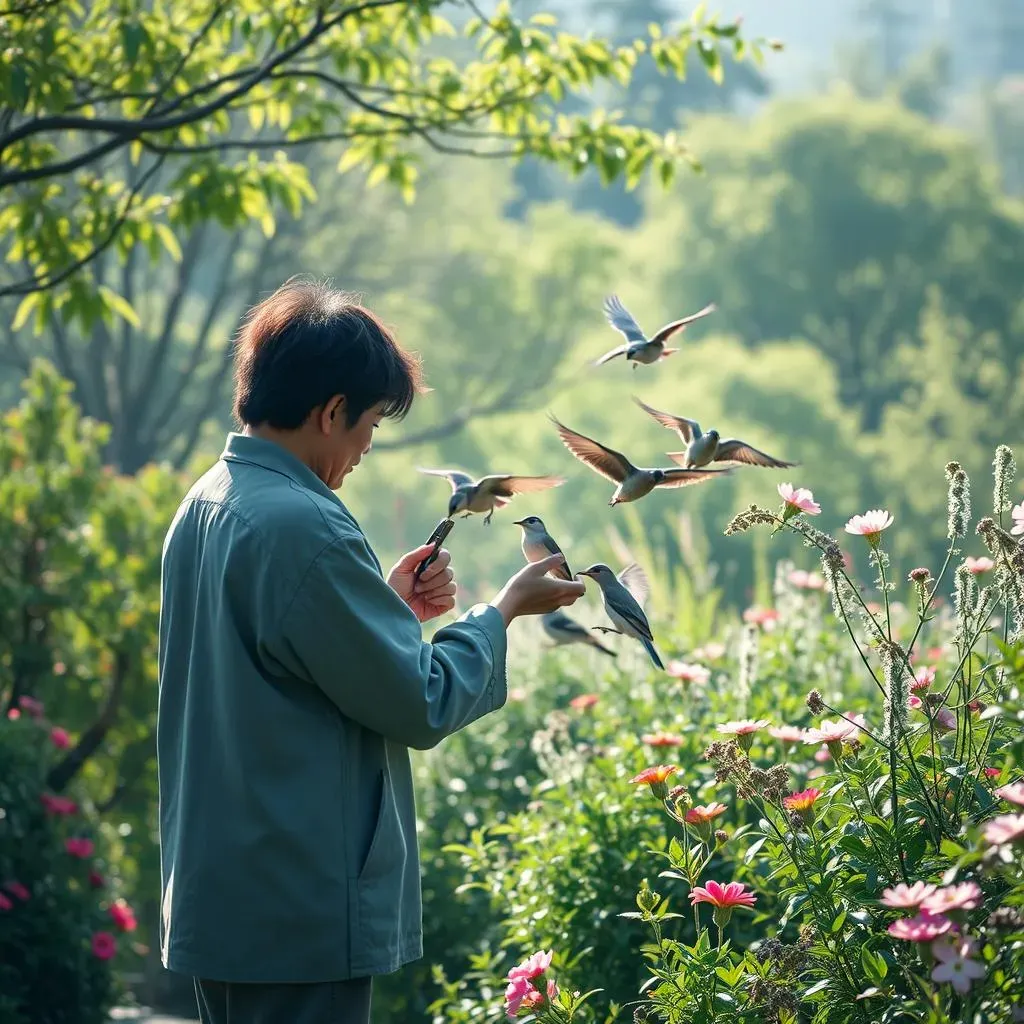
[912,666,936,691]
[569,693,598,710]
[934,708,956,733]
[504,951,556,1018]
[3,881,30,902]
[504,978,536,1018]
[109,899,137,932]
[666,661,710,685]
[91,931,117,960]
[1011,501,1024,536]
[692,642,726,661]
[65,837,95,858]
[923,882,981,914]
[844,509,894,544]
[782,788,822,813]
[880,881,937,909]
[965,556,994,575]
[7,708,19,720]
[40,793,77,816]
[814,746,831,762]
[50,726,70,749]
[508,948,552,982]
[743,606,779,628]
[0,893,12,912]
[803,720,856,745]
[994,782,1024,807]
[685,803,727,825]
[788,569,825,590]
[689,880,757,909]
[718,719,770,737]
[778,483,821,515]
[546,979,558,1001]
[630,764,677,798]
[908,695,923,710]
[931,936,985,994]
[642,732,683,747]
[17,695,44,718]
[984,768,1001,779]
[983,813,1024,847]
[887,910,952,941]
[769,725,806,744]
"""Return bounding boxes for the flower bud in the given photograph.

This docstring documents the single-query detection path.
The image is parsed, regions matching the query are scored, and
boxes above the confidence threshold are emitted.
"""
[636,880,660,913]
[714,829,729,845]
[806,689,825,715]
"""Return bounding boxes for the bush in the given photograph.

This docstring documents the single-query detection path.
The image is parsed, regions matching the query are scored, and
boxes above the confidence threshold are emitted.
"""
[0,699,140,1024]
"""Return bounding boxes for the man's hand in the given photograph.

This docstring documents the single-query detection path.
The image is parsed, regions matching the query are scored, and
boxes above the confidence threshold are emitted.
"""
[491,554,586,628]
[387,544,457,624]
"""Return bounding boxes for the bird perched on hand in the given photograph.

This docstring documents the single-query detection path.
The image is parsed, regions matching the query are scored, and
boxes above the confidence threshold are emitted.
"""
[577,562,663,669]
[595,294,716,369]
[417,468,565,524]
[540,610,617,658]
[514,515,572,581]
[632,397,797,470]
[549,414,731,506]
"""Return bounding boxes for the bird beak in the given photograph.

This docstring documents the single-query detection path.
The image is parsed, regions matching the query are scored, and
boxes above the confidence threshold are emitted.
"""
[577,569,595,578]
[513,519,526,526]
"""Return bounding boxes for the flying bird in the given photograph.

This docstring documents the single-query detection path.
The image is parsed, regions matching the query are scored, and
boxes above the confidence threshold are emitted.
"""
[548,414,731,506]
[540,610,617,658]
[594,295,716,369]
[514,515,572,581]
[633,397,798,470]
[417,468,565,524]
[577,562,663,669]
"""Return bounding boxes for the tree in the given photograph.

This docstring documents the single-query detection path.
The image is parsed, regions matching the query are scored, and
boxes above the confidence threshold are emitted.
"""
[0,0,774,333]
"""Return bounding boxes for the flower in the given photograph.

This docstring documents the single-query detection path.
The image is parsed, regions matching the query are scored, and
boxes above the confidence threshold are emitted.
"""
[908,695,923,710]
[504,977,538,1018]
[912,666,936,691]
[887,911,952,941]
[508,949,552,981]
[844,509,894,545]
[778,483,821,515]
[50,726,70,749]
[965,556,994,575]
[65,837,95,858]
[814,746,831,762]
[743,606,779,628]
[642,732,683,747]
[88,870,105,889]
[934,708,956,733]
[931,937,985,994]
[40,793,77,816]
[0,893,12,912]
[1011,501,1024,536]
[769,725,806,744]
[803,719,856,745]
[666,661,711,685]
[504,951,557,1018]
[109,899,137,932]
[568,693,598,710]
[983,813,1024,847]
[3,881,30,902]
[685,803,727,825]
[923,882,981,914]
[90,931,117,960]
[782,788,821,813]
[17,695,44,718]
[6,708,19,720]
[994,782,1024,807]
[630,764,677,798]
[880,881,937,909]
[717,718,770,752]
[692,642,726,661]
[984,768,1001,779]
[788,569,825,590]
[689,880,757,926]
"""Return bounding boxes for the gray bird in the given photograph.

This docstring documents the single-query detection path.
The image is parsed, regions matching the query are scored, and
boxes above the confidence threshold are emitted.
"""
[514,515,572,581]
[633,397,797,470]
[577,562,663,669]
[595,295,716,369]
[540,610,617,658]
[417,468,565,524]
[549,414,732,506]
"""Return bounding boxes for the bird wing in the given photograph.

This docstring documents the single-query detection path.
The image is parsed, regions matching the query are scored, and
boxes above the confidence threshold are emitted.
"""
[478,474,566,498]
[608,583,654,641]
[632,396,699,441]
[714,439,798,469]
[593,344,630,366]
[617,562,650,609]
[416,467,475,492]
[549,414,633,484]
[655,467,733,488]
[650,302,717,345]
[603,294,647,343]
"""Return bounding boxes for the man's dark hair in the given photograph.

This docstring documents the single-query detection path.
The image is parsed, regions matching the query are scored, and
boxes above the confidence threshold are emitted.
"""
[232,278,425,430]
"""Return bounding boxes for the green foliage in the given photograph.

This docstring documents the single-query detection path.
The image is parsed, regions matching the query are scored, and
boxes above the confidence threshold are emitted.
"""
[0,0,772,330]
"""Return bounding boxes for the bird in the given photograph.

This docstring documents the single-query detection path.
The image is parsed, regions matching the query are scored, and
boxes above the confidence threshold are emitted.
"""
[548,414,732,506]
[594,295,716,369]
[632,397,798,470]
[577,562,663,669]
[540,610,617,658]
[513,515,573,581]
[416,468,565,525]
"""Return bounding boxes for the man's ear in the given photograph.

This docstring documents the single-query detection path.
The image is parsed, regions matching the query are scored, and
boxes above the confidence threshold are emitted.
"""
[319,394,346,434]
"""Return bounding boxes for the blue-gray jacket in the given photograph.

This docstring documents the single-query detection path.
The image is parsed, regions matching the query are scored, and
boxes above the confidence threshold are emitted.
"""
[156,433,508,982]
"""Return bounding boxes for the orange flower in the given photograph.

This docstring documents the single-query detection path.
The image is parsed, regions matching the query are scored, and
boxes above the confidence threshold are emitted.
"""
[630,764,677,799]
[782,788,822,812]
[641,733,683,747]
[685,802,727,825]
[569,694,599,710]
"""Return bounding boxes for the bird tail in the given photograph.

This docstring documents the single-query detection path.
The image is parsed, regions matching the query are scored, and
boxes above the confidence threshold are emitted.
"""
[659,347,679,360]
[587,634,618,658]
[640,635,664,670]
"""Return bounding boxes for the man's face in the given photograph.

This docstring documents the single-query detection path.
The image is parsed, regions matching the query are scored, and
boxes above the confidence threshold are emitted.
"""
[323,398,385,490]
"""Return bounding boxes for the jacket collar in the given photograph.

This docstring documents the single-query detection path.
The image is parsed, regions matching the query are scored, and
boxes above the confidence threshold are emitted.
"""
[220,432,345,508]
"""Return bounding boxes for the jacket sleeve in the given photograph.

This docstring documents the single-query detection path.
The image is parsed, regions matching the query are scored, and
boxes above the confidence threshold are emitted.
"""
[272,533,508,749]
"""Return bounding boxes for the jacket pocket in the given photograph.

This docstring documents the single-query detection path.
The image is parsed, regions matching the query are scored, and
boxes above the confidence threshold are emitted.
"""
[357,770,405,882]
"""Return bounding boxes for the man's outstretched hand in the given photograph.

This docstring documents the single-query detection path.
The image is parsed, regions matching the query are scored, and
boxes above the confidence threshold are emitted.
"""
[387,544,457,624]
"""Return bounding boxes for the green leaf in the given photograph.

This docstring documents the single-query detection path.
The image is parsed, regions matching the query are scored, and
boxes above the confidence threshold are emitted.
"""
[11,292,40,333]
[154,223,182,262]
[97,285,141,328]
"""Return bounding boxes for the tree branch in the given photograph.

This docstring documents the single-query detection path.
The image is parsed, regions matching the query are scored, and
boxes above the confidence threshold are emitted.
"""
[96,731,154,813]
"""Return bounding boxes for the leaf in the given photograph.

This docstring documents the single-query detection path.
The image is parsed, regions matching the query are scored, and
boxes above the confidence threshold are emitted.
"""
[743,836,767,864]
[11,292,40,333]
[154,223,182,262]
[98,286,141,328]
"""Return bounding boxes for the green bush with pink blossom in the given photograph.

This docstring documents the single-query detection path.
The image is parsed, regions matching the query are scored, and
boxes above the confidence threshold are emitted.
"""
[421,447,1024,1024]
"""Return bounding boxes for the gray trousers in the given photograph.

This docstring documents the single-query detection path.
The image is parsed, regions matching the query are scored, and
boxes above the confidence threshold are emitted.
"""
[193,977,373,1024]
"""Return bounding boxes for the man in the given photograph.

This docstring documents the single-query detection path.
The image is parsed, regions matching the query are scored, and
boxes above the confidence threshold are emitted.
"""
[156,279,584,1023]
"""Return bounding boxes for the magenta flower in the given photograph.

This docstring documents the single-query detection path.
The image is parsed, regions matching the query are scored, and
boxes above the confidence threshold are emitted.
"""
[923,882,981,914]
[931,937,985,994]
[91,931,117,961]
[65,837,94,859]
[769,725,807,744]
[887,910,952,941]
[40,793,77,816]
[908,695,923,710]
[666,661,711,685]
[880,881,937,909]
[2,881,30,902]
[17,695,44,718]
[50,726,70,749]
[504,951,557,1019]
[1011,501,1024,536]
[964,556,994,575]
[508,949,552,981]
[109,899,137,932]
[689,880,758,928]
[983,813,1024,847]
[844,509,894,544]
[994,782,1024,807]
[778,483,821,515]
[0,893,12,912]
